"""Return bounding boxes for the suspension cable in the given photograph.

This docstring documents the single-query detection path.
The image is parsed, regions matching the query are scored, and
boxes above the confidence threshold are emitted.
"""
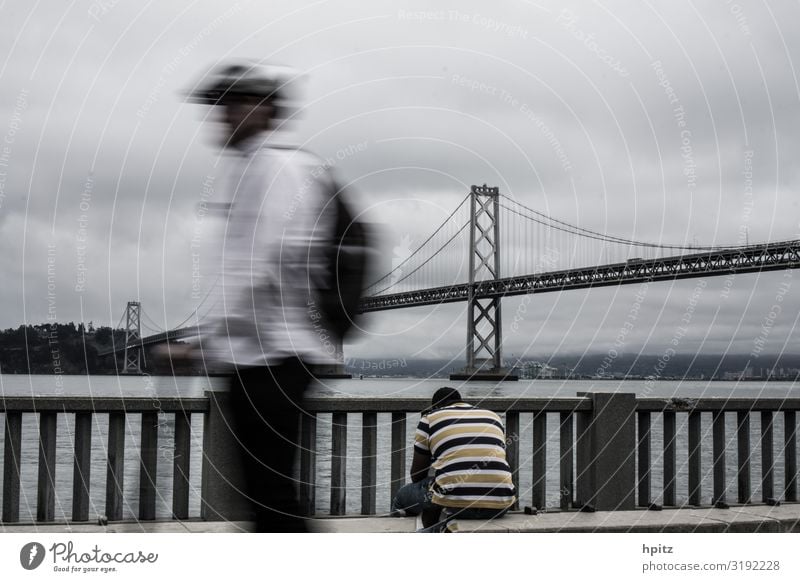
[370,219,470,295]
[366,192,471,289]
[500,195,746,251]
[140,308,165,333]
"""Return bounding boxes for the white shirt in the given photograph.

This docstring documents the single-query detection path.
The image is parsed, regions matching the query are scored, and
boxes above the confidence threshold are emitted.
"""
[204,132,338,368]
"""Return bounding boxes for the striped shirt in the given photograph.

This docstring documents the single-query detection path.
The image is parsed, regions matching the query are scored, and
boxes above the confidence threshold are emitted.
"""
[414,403,516,509]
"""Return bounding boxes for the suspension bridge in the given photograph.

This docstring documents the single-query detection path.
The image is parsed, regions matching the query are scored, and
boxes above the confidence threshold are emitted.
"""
[100,184,800,378]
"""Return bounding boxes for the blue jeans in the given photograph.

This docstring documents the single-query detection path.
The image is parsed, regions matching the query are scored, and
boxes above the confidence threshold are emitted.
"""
[391,477,434,515]
[392,477,509,520]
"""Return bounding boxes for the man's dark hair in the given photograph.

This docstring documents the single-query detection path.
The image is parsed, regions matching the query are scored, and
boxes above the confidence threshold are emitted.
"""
[431,387,462,410]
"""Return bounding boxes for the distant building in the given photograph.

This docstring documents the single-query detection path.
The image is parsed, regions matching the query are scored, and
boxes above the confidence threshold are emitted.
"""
[520,361,557,379]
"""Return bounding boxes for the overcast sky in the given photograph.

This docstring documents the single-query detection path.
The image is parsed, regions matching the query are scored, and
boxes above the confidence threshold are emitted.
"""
[2,0,800,364]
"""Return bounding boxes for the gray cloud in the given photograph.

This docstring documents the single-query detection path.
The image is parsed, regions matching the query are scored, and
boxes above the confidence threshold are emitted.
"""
[2,0,799,364]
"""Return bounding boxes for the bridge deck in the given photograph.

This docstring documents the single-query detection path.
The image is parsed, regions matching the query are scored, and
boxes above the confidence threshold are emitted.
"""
[362,240,800,312]
[102,240,800,353]
[3,504,798,533]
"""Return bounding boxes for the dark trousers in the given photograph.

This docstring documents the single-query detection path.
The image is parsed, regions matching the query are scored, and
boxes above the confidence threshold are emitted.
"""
[229,358,313,532]
[393,477,509,528]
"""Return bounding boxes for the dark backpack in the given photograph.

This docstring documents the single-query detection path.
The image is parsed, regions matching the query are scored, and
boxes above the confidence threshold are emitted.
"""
[316,181,371,341]
[272,145,370,341]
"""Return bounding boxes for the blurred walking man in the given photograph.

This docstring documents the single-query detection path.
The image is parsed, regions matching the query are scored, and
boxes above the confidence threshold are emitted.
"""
[185,61,340,532]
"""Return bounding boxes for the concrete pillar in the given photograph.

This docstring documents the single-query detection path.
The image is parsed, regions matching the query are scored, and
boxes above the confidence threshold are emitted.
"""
[200,390,254,521]
[587,392,637,511]
[575,410,592,508]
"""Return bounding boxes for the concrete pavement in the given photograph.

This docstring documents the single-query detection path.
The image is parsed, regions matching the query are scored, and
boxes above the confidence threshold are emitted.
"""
[2,504,799,533]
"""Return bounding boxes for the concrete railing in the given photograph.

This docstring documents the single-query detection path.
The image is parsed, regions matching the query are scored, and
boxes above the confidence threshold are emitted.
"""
[2,392,798,524]
[635,397,800,508]
[0,396,208,523]
[200,393,591,519]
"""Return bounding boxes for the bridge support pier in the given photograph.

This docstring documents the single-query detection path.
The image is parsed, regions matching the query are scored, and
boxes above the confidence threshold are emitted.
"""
[451,185,517,381]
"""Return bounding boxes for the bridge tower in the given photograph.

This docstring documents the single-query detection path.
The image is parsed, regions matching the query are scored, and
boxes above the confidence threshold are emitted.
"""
[451,185,517,381]
[122,301,143,374]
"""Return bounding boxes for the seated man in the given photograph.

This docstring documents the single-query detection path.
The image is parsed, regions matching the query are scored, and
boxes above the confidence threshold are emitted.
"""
[392,387,516,530]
